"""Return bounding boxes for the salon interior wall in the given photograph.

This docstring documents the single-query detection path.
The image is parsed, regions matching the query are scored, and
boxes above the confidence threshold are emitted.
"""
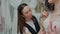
[1,0,18,34]
[0,0,3,34]
[1,0,44,34]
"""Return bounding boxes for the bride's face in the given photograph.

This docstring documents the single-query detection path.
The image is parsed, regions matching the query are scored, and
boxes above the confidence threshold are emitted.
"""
[48,0,56,4]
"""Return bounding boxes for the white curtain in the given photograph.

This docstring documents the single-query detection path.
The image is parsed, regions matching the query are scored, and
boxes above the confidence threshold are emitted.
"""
[1,0,18,34]
[0,0,3,34]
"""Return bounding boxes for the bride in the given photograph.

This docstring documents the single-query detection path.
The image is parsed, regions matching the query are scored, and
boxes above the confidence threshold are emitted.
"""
[44,0,60,34]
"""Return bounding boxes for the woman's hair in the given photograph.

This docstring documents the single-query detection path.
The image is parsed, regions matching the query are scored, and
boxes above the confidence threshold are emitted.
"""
[17,3,28,34]
[45,0,55,11]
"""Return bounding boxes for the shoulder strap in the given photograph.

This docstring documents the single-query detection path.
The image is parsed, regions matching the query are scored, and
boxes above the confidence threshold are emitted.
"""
[32,16,40,33]
[25,23,37,34]
[25,16,40,34]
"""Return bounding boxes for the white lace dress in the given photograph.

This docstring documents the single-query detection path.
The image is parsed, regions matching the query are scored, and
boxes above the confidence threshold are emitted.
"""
[44,12,60,34]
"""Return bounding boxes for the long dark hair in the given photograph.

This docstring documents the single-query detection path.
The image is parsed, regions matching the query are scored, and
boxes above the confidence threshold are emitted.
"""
[17,3,28,34]
[45,0,55,11]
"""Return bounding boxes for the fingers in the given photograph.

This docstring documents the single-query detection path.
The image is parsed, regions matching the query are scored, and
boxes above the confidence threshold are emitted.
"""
[40,27,46,34]
[43,30,46,34]
[41,30,46,34]
[41,11,48,18]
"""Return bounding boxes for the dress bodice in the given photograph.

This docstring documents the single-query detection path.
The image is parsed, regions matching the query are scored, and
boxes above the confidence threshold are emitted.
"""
[44,13,60,34]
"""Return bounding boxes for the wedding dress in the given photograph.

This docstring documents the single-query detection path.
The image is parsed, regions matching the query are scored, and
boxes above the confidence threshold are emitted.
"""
[44,0,60,34]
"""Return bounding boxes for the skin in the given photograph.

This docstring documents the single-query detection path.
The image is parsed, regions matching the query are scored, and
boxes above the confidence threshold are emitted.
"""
[22,6,32,21]
[48,0,56,4]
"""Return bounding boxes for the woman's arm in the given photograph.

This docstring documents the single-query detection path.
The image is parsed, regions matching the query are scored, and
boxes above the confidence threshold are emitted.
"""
[33,11,48,19]
[33,11,48,22]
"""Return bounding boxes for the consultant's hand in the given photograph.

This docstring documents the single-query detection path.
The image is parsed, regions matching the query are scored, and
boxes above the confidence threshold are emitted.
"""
[38,29,46,34]
[48,21,57,34]
[41,11,48,18]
